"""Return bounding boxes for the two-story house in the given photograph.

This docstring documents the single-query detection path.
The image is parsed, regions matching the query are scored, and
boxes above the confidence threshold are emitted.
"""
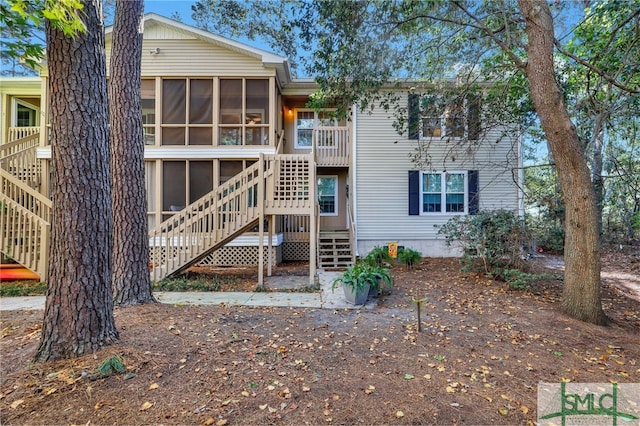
[0,14,522,285]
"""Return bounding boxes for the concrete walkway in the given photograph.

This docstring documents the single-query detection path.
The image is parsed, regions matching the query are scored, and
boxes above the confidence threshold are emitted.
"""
[0,270,377,311]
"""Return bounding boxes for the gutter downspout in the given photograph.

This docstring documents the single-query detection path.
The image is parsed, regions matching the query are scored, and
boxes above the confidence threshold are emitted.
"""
[351,104,359,258]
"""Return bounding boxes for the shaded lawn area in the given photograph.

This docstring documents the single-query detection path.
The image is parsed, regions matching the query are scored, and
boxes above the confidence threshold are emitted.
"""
[1,255,638,425]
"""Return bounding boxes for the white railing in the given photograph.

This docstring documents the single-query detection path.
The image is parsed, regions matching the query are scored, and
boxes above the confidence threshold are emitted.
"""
[313,126,350,167]
[6,127,40,143]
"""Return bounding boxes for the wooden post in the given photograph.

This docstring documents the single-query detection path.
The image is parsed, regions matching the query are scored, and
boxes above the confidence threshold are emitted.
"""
[257,153,265,287]
[309,155,317,286]
[267,214,275,276]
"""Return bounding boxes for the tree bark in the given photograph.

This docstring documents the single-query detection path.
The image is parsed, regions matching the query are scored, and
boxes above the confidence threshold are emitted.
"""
[518,0,608,325]
[35,0,119,361]
[109,0,156,305]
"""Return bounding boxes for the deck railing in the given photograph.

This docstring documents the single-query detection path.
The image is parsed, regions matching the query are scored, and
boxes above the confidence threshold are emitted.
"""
[280,215,311,242]
[6,127,40,143]
[313,126,350,167]
[0,132,41,188]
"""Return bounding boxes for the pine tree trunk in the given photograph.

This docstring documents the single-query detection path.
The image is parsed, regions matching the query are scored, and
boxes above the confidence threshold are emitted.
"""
[109,0,155,306]
[35,0,119,362]
[518,0,608,325]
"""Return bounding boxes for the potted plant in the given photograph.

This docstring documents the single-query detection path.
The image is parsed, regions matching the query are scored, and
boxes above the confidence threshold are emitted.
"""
[367,262,394,297]
[333,261,393,304]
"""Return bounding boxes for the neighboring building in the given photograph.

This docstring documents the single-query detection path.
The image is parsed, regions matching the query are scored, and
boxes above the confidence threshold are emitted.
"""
[0,14,522,284]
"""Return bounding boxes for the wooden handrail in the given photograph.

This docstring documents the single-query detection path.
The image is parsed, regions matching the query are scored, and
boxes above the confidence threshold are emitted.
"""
[0,132,41,188]
[313,126,350,167]
[0,193,49,280]
[0,169,51,222]
[6,127,39,144]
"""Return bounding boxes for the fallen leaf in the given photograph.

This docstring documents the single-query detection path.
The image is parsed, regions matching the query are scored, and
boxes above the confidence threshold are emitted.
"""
[202,418,214,426]
[498,408,508,416]
[446,386,455,393]
[140,401,153,411]
[259,404,268,410]
[268,406,277,413]
[241,390,249,397]
[149,383,160,390]
[396,411,405,418]
[302,386,311,392]
[216,420,228,426]
[10,399,24,409]
[521,405,530,414]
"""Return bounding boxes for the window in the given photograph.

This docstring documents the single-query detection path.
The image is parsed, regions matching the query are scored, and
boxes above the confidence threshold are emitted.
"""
[161,78,214,145]
[408,93,481,140]
[219,79,269,146]
[161,161,213,221]
[421,100,465,138]
[294,109,342,148]
[408,170,479,215]
[318,176,338,215]
[141,80,156,145]
[13,100,39,127]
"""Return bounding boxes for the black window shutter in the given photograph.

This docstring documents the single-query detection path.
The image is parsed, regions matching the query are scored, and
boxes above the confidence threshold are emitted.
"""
[468,170,479,215]
[408,94,420,140]
[468,96,481,141]
[408,170,420,215]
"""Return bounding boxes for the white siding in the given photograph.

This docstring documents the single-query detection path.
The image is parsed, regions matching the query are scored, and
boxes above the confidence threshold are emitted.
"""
[354,93,520,256]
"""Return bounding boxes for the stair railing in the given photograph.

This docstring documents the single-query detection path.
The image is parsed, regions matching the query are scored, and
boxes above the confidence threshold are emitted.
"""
[149,159,268,281]
[0,132,41,188]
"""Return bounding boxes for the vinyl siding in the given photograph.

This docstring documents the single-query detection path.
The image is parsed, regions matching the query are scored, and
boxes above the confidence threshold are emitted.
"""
[106,36,274,78]
[354,93,520,248]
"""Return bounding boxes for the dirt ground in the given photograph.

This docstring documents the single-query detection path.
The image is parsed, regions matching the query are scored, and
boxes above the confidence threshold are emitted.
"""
[1,251,639,425]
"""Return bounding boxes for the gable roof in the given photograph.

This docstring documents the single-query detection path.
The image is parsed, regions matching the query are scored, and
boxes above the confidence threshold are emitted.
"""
[105,13,293,85]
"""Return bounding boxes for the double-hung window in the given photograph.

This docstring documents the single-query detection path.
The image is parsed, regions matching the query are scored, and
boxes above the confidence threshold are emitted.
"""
[422,171,467,214]
[408,93,480,141]
[318,176,338,215]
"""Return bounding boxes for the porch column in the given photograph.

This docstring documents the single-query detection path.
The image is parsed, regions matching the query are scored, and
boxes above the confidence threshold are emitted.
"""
[258,153,265,287]
[309,155,317,285]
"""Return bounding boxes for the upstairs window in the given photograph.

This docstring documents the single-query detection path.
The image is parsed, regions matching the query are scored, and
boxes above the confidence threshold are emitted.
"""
[408,93,481,141]
[161,78,213,145]
[219,79,269,146]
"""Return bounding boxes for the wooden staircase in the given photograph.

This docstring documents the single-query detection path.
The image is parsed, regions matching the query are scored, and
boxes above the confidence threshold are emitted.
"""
[0,133,51,280]
[149,153,315,281]
[318,230,354,269]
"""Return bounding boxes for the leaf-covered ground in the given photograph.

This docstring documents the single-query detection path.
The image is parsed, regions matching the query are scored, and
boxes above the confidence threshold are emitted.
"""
[1,253,638,425]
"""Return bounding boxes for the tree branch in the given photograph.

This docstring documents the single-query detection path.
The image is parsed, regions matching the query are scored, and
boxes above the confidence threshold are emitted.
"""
[554,39,640,94]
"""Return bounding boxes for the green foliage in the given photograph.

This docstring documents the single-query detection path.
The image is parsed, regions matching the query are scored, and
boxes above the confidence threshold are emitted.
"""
[153,275,224,292]
[98,355,126,377]
[1,0,86,72]
[0,280,47,296]
[500,269,546,290]
[437,210,529,276]
[397,247,421,270]
[364,246,391,267]
[332,261,392,293]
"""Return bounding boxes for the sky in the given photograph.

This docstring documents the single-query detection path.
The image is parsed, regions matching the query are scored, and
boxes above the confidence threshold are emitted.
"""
[144,0,198,25]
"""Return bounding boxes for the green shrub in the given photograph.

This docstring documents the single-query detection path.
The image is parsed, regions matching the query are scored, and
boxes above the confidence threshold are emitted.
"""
[0,281,47,296]
[437,209,529,276]
[364,246,391,267]
[397,247,421,270]
[153,275,223,292]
